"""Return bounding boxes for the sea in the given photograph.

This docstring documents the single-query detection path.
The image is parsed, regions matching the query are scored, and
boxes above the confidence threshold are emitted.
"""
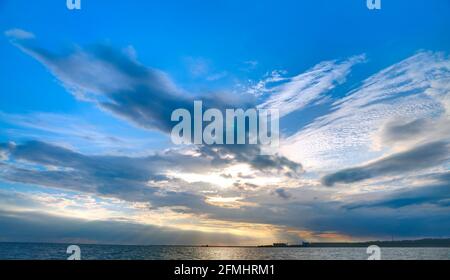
[0,243,449,260]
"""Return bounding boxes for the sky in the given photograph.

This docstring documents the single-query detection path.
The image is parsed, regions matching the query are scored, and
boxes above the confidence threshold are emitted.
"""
[0,0,449,245]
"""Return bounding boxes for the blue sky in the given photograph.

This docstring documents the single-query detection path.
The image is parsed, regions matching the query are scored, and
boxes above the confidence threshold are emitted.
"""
[0,0,449,245]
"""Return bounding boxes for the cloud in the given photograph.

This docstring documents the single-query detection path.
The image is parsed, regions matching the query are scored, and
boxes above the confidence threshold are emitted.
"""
[6,30,302,176]
[242,60,258,71]
[184,56,228,81]
[0,140,216,209]
[4,28,35,40]
[0,210,254,246]
[0,111,159,155]
[377,117,450,148]
[258,55,366,118]
[1,140,449,241]
[0,150,7,161]
[196,190,450,240]
[4,29,450,242]
[7,31,206,134]
[346,185,450,209]
[0,140,298,214]
[273,188,292,200]
[206,71,228,81]
[282,51,450,171]
[184,56,210,77]
[344,172,450,209]
[322,141,450,186]
[304,203,450,239]
[197,144,303,177]
[16,43,191,133]
[381,118,429,143]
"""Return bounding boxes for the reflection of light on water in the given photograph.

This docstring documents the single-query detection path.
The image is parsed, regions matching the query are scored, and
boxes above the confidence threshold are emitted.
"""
[177,247,450,260]
[200,247,247,260]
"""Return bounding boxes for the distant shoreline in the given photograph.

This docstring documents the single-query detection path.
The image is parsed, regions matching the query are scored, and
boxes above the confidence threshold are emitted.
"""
[258,238,450,248]
[1,238,450,248]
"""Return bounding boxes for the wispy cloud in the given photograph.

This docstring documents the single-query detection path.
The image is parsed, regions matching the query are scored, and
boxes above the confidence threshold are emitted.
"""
[4,28,35,40]
[184,56,228,81]
[258,55,366,118]
[0,112,160,155]
[282,51,450,171]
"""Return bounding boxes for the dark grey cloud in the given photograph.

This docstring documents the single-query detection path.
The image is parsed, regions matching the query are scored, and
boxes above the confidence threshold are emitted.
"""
[322,141,450,186]
[380,118,450,146]
[8,34,302,176]
[435,172,450,184]
[343,172,450,209]
[198,144,303,176]
[381,119,428,143]
[345,185,450,209]
[14,42,195,134]
[0,141,214,209]
[303,203,450,239]
[233,182,259,191]
[273,188,292,200]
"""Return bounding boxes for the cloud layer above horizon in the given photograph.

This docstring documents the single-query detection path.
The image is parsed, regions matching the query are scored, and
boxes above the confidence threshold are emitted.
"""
[1,24,449,245]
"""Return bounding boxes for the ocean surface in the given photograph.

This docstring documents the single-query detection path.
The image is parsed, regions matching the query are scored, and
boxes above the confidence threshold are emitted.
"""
[0,243,449,260]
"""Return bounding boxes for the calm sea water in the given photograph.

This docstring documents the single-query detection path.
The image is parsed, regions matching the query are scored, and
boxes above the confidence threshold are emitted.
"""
[0,243,449,260]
